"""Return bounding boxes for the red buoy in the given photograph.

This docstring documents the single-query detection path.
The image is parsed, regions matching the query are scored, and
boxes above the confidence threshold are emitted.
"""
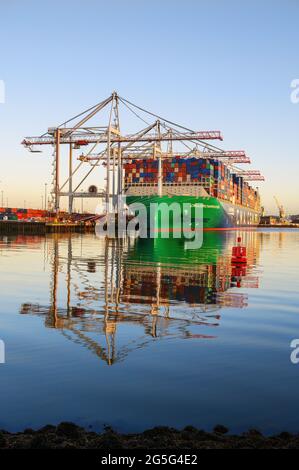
[231,236,247,264]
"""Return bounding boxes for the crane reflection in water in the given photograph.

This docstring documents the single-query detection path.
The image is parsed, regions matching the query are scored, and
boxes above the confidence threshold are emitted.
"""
[17,231,260,365]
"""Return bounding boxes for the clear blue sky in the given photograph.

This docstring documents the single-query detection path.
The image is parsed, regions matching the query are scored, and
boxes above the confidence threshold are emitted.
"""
[0,0,298,214]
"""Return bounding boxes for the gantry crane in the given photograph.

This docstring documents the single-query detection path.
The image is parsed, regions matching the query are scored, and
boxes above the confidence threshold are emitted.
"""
[22,92,261,214]
[274,196,286,222]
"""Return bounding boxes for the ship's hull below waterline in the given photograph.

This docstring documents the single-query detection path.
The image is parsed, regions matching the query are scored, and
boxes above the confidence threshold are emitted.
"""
[125,195,261,231]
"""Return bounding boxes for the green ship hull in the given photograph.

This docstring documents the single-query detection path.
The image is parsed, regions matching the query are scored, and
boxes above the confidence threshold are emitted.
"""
[125,195,260,230]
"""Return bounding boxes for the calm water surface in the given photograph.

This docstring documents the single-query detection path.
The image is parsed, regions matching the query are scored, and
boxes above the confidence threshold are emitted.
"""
[0,229,299,433]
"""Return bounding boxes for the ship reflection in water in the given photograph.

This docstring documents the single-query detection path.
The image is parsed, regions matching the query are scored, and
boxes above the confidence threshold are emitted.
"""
[19,231,260,365]
[2,229,299,434]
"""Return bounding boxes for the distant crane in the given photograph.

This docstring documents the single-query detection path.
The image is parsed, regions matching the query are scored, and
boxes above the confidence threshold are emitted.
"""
[274,196,286,222]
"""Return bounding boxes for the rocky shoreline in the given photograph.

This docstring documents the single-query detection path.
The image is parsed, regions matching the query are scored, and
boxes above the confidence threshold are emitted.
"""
[0,422,298,449]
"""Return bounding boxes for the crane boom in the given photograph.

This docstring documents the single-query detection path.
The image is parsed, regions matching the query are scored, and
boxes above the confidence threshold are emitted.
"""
[235,170,261,175]
[79,149,249,162]
[242,176,265,181]
[22,130,223,147]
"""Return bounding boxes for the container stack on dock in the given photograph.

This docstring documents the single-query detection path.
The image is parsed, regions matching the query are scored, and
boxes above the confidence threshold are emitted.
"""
[0,207,52,221]
[0,207,97,234]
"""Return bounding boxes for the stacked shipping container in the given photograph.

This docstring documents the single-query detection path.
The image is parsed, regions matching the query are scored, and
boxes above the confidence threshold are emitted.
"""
[0,208,54,221]
[124,157,260,211]
[124,157,214,184]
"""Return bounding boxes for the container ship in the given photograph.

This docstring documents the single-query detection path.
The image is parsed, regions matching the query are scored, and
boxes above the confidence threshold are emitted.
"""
[124,156,261,230]
[21,92,262,230]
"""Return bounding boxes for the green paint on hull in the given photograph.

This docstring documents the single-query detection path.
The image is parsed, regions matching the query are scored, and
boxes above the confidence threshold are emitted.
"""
[126,195,260,229]
[126,231,226,266]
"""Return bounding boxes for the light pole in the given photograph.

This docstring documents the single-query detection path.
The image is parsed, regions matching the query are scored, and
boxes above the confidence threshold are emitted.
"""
[44,183,48,211]
[81,189,84,214]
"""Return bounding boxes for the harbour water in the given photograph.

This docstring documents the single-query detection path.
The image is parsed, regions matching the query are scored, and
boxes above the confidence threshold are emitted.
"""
[0,229,299,434]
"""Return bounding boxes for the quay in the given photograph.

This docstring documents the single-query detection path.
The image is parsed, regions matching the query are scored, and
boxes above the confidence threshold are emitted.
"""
[0,220,95,235]
[258,223,299,228]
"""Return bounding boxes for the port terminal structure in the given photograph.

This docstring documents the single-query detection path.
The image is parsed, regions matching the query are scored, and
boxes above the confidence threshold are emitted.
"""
[22,92,264,217]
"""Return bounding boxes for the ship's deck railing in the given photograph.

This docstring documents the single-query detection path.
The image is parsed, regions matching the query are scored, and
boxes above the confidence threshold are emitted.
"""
[124,181,261,213]
[124,179,211,189]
